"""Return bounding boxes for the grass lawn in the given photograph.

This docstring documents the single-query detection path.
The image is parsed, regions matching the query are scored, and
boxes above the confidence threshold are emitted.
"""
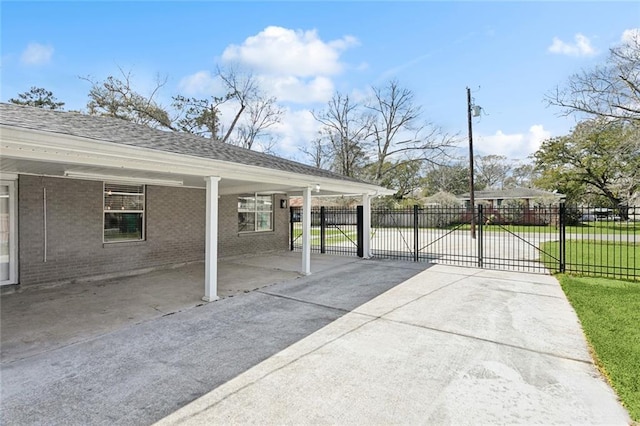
[452,221,640,235]
[559,275,640,421]
[566,221,640,235]
[291,225,357,244]
[540,240,640,281]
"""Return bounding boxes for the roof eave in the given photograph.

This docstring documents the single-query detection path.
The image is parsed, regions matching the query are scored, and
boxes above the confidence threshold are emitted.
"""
[0,125,391,195]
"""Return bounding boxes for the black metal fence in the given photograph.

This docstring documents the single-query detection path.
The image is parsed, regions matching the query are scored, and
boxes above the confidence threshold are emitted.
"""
[290,206,359,255]
[556,205,639,281]
[290,204,639,281]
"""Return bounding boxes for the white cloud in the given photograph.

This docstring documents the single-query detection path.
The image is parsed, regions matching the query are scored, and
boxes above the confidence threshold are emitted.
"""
[178,71,221,96]
[527,124,552,151]
[221,26,358,77]
[262,75,334,104]
[548,33,596,57]
[478,125,551,159]
[180,26,358,105]
[213,26,359,105]
[272,108,321,157]
[621,28,640,44]
[20,42,54,65]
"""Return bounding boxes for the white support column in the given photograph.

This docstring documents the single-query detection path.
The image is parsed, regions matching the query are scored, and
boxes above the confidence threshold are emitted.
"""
[203,176,221,302]
[362,193,372,258]
[301,186,312,275]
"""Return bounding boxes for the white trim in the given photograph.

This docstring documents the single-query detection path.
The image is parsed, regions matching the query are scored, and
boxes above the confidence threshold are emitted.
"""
[66,171,183,187]
[0,180,18,285]
[15,173,205,190]
[237,193,274,233]
[0,173,18,181]
[103,183,146,243]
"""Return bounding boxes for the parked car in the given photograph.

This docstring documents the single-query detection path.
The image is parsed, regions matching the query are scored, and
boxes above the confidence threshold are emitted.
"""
[581,214,596,222]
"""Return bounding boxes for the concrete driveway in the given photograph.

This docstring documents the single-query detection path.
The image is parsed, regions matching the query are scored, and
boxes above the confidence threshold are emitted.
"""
[1,259,630,425]
[156,264,629,425]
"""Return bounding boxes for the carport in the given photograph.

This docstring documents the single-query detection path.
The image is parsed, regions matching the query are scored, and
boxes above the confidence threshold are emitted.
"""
[0,252,362,363]
[0,103,392,302]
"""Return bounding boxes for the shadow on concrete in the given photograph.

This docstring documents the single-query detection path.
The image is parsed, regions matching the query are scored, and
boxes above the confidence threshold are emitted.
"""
[0,252,363,363]
[1,255,430,425]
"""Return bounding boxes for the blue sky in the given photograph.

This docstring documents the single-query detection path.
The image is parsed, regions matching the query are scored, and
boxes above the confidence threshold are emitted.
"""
[2,1,638,163]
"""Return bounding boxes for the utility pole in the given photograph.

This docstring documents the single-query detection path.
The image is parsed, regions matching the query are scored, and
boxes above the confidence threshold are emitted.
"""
[467,87,476,239]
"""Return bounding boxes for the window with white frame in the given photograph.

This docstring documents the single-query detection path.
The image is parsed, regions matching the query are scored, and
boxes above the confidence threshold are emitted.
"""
[103,183,145,242]
[238,194,273,232]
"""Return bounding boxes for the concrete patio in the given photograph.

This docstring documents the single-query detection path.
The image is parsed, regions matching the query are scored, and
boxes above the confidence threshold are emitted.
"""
[0,251,359,363]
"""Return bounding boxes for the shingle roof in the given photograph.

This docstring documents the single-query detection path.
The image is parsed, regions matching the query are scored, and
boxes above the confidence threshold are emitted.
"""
[458,188,565,199]
[0,103,367,184]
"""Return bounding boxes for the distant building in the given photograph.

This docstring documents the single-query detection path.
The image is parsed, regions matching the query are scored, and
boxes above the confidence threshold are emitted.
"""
[458,188,565,209]
[458,188,565,226]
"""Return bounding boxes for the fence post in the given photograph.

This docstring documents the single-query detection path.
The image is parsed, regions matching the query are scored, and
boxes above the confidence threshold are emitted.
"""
[477,204,484,268]
[357,205,364,258]
[414,205,419,262]
[320,206,326,254]
[290,207,295,251]
[559,203,566,273]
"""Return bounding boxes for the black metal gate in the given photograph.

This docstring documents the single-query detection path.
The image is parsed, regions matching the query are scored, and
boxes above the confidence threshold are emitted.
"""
[369,204,561,273]
[291,204,639,281]
[290,206,359,256]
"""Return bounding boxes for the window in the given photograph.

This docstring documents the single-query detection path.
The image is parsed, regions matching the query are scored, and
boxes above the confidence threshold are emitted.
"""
[104,183,145,242]
[238,194,273,232]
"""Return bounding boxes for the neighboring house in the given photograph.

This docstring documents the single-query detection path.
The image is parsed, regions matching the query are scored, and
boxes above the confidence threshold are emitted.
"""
[0,103,391,299]
[458,188,565,225]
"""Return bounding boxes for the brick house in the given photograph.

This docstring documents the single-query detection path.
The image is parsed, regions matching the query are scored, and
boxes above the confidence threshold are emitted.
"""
[458,188,565,225]
[0,103,390,300]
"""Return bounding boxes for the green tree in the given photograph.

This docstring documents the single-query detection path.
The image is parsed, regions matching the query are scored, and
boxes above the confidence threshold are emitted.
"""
[534,118,640,214]
[422,162,474,196]
[83,69,174,130]
[85,66,282,151]
[171,95,225,138]
[371,160,423,198]
[8,87,65,110]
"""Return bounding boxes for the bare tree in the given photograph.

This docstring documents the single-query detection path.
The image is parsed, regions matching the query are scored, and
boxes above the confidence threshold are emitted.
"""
[300,136,332,169]
[217,65,259,144]
[503,160,538,189]
[233,94,283,150]
[312,93,373,177]
[366,80,455,184]
[547,31,640,123]
[82,67,173,130]
[474,155,512,189]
